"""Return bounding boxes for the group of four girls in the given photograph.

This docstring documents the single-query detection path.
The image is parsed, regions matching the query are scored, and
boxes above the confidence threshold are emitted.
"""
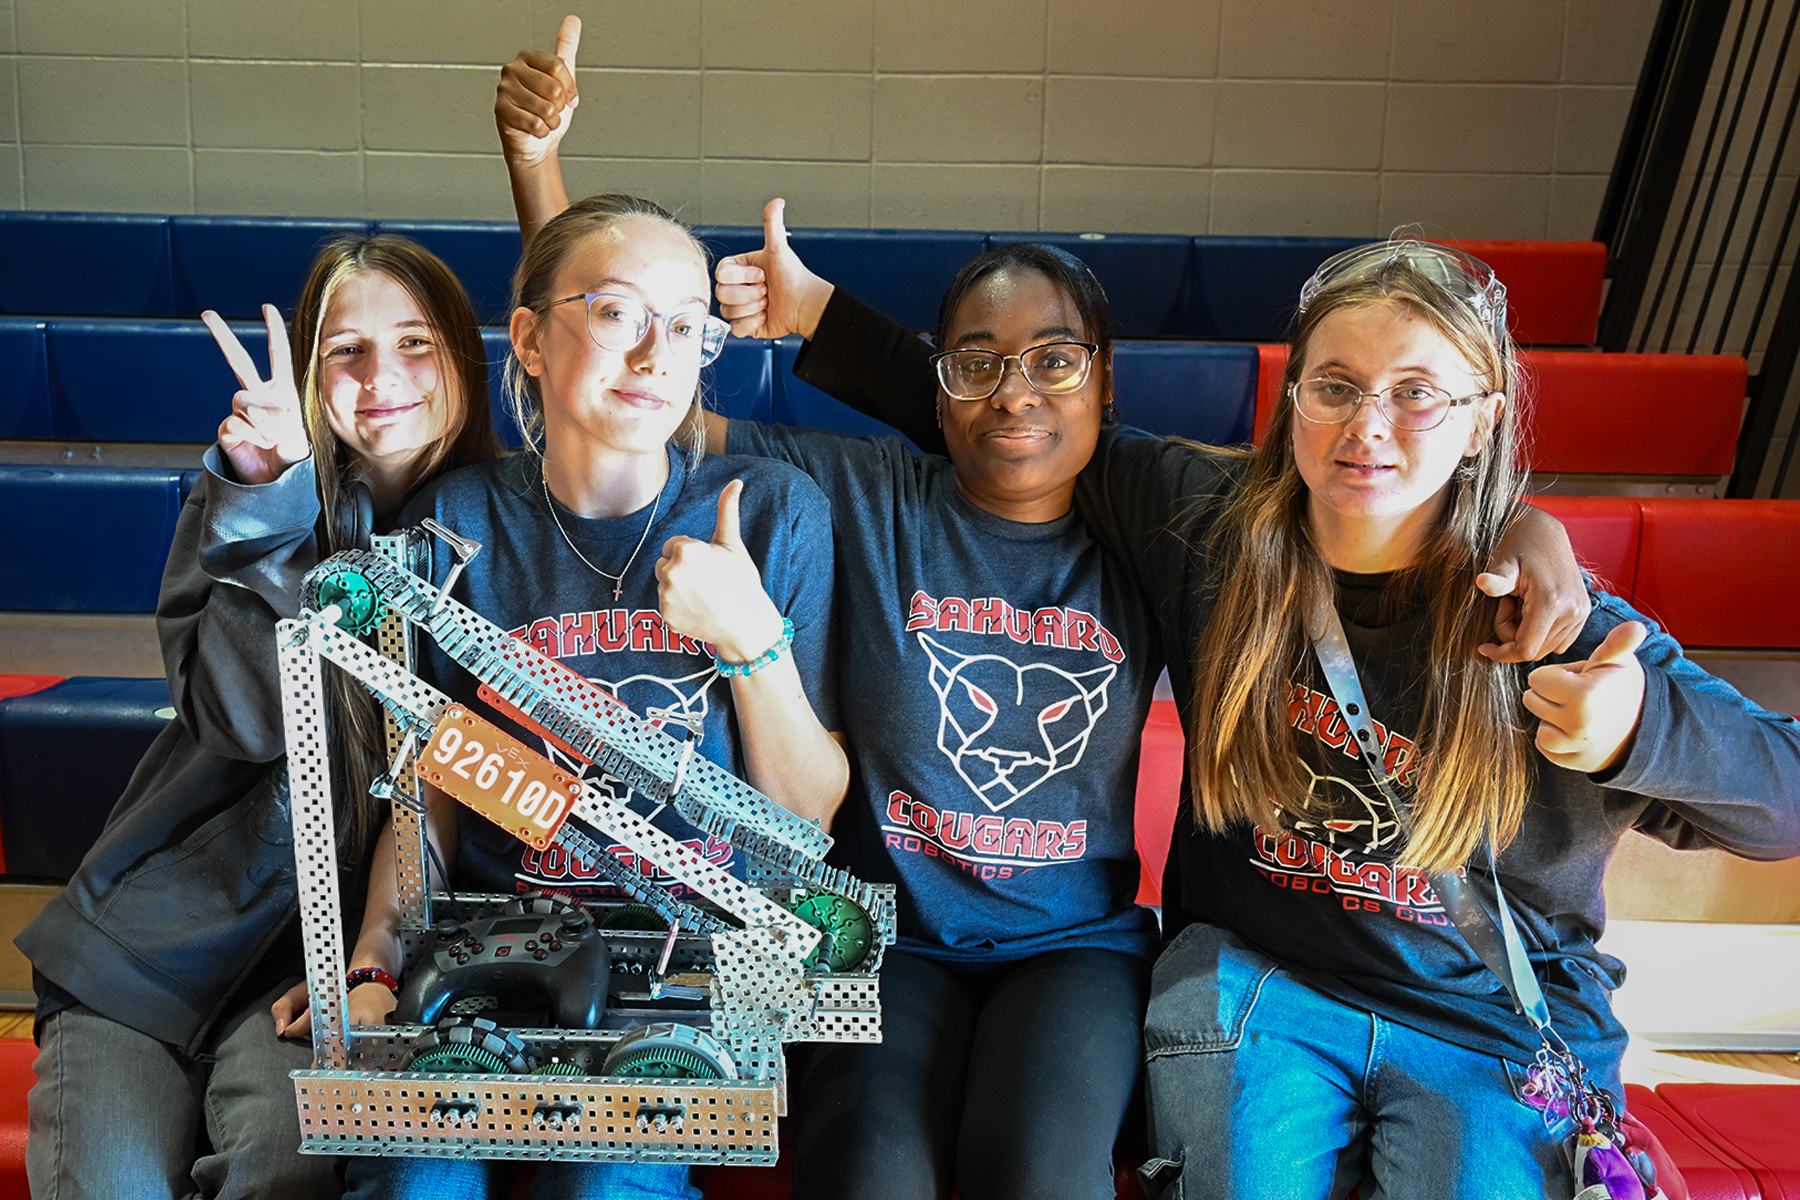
[18,17,1800,1200]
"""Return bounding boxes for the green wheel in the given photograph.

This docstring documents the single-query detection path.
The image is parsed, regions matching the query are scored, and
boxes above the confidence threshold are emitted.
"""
[790,889,875,972]
[314,569,386,636]
[602,1022,734,1081]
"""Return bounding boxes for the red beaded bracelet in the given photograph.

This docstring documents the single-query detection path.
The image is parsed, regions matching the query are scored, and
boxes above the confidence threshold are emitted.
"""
[345,966,400,994]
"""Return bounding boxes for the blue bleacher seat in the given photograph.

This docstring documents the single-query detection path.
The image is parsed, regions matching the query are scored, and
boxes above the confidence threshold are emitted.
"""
[0,465,198,612]
[169,216,374,320]
[691,226,764,274]
[1110,342,1258,446]
[798,230,987,335]
[771,336,914,443]
[0,676,172,878]
[45,319,269,444]
[372,220,521,326]
[0,319,51,438]
[1187,236,1359,340]
[990,232,1191,338]
[711,339,773,424]
[0,212,174,318]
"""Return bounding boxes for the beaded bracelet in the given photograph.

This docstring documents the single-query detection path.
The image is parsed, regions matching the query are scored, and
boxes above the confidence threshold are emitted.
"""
[713,617,795,677]
[346,966,400,995]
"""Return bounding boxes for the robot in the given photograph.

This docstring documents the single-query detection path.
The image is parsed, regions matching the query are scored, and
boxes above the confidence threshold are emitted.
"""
[277,523,893,1164]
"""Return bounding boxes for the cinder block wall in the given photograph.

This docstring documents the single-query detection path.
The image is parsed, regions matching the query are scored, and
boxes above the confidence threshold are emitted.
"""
[0,0,1655,237]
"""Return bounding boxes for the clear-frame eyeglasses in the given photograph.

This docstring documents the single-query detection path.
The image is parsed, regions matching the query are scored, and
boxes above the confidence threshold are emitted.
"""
[1288,377,1495,432]
[929,341,1100,401]
[544,292,730,366]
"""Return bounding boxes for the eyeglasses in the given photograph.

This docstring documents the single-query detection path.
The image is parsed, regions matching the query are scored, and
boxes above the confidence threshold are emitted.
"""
[1298,241,1509,345]
[929,341,1100,401]
[544,292,730,366]
[1289,377,1494,432]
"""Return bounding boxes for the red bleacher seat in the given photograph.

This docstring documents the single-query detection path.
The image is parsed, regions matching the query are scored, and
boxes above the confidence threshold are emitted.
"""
[0,1040,31,1200]
[0,676,59,702]
[1134,700,1184,907]
[1657,1084,1800,1199]
[1635,499,1800,648]
[1626,1084,1756,1200]
[1530,496,1800,649]
[1439,240,1607,346]
[1524,352,1744,479]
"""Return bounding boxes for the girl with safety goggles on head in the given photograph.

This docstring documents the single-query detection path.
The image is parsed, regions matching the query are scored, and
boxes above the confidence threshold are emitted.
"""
[760,234,1800,1200]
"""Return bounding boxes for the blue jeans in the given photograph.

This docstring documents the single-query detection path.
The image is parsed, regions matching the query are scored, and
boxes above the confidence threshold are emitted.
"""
[342,1155,698,1200]
[1140,924,1618,1200]
[26,979,339,1200]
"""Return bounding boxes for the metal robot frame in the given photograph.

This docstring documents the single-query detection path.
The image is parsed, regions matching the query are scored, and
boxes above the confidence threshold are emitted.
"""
[278,527,894,1164]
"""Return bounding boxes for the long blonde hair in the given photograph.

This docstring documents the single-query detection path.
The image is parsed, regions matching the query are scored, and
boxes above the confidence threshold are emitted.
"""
[1189,244,1534,874]
[289,234,502,862]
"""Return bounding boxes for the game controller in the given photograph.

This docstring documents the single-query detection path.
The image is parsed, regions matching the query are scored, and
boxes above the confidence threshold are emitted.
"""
[393,905,611,1029]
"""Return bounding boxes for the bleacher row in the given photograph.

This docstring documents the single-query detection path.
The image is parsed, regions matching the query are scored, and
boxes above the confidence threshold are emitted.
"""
[0,214,1794,1199]
[1,339,1749,614]
[0,213,1605,342]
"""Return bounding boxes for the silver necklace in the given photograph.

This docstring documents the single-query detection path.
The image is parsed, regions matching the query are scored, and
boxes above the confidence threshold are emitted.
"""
[542,463,663,602]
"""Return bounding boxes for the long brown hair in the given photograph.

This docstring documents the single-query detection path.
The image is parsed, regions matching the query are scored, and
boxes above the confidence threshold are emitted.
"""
[289,234,502,861]
[1189,245,1534,873]
[505,193,710,464]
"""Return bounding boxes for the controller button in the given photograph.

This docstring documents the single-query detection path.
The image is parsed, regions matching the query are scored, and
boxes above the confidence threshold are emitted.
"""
[495,946,511,957]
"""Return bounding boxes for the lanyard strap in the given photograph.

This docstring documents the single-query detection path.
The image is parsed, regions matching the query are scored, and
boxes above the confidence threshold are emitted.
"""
[1308,600,1552,1033]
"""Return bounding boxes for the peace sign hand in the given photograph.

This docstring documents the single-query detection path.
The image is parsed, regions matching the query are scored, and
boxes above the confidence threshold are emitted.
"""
[497,14,581,169]
[205,305,310,485]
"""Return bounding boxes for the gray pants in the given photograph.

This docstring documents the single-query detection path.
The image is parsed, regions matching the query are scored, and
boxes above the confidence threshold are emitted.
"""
[26,978,339,1200]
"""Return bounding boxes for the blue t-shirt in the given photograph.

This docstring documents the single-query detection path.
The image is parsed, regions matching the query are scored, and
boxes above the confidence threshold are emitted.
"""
[730,423,1160,964]
[398,446,838,901]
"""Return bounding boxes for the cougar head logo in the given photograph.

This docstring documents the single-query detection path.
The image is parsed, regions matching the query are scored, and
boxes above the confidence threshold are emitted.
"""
[918,634,1116,812]
[1294,758,1402,855]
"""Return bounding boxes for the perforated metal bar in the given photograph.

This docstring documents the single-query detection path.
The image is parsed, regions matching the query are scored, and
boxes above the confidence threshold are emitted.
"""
[374,532,432,947]
[278,620,351,1070]
[293,1073,779,1162]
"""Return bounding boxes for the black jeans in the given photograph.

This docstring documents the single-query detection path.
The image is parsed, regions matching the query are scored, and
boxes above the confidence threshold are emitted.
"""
[791,946,1148,1200]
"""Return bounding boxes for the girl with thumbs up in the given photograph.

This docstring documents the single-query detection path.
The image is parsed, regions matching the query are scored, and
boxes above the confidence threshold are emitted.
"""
[337,192,846,1200]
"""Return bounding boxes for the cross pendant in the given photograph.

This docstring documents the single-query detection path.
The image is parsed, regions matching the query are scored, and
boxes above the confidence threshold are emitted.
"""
[613,582,623,601]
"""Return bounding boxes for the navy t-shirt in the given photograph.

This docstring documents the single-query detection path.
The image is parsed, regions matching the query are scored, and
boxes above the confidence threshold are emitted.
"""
[729,422,1161,964]
[398,447,838,901]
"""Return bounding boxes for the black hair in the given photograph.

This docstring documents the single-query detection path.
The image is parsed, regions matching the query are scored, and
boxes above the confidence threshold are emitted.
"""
[933,242,1115,360]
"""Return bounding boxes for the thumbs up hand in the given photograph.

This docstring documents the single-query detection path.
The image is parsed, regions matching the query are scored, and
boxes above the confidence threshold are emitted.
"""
[497,14,581,168]
[656,479,785,661]
[714,198,835,341]
[1524,620,1649,773]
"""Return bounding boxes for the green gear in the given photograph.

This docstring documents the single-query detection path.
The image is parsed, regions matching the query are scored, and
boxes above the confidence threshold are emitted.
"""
[406,1042,509,1075]
[532,1060,585,1076]
[601,1022,734,1081]
[607,1045,721,1080]
[790,889,874,972]
[314,569,386,636]
[600,904,668,932]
